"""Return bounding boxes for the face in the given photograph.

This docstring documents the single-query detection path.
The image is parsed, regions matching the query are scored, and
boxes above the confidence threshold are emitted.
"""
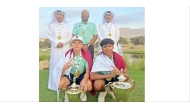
[55,12,64,23]
[104,14,113,23]
[102,44,114,56]
[72,40,83,51]
[81,10,89,22]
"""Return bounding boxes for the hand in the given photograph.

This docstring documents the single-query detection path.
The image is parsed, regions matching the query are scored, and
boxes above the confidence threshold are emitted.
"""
[83,45,90,52]
[57,42,64,48]
[63,59,72,70]
[79,80,87,91]
[111,65,120,76]
[109,71,116,78]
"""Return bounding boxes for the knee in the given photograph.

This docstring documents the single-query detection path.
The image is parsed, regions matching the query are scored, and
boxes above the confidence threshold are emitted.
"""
[87,80,92,91]
[58,78,69,90]
[94,80,104,91]
[58,82,64,90]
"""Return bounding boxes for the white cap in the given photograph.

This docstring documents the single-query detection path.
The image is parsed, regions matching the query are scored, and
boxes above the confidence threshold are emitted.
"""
[72,35,83,43]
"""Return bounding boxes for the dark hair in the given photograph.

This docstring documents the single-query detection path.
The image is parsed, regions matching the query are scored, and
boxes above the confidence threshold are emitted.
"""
[100,38,114,46]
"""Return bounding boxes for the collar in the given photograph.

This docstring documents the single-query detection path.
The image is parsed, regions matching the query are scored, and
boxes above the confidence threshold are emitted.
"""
[105,22,112,26]
[56,21,64,25]
[82,21,88,25]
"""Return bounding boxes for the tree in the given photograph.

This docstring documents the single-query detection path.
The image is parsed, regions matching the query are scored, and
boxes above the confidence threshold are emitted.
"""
[130,37,139,45]
[43,39,51,48]
[39,41,44,48]
[130,36,145,45]
[118,37,128,44]
[138,36,145,45]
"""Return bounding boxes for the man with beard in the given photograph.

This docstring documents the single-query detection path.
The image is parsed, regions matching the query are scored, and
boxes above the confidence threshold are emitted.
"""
[72,9,98,60]
[47,10,72,91]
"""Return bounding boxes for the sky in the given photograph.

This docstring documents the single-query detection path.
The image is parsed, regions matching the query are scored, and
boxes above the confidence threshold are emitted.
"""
[39,7,144,38]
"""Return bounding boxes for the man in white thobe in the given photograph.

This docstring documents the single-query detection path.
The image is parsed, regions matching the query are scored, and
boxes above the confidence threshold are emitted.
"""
[47,10,72,91]
[97,11,120,53]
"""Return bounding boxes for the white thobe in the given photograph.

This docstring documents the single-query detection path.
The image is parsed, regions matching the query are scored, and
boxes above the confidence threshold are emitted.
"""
[47,21,72,91]
[98,22,120,53]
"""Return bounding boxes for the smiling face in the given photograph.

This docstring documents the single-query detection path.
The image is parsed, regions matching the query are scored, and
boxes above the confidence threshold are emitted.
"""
[81,10,89,22]
[102,44,114,56]
[55,12,64,23]
[104,13,113,23]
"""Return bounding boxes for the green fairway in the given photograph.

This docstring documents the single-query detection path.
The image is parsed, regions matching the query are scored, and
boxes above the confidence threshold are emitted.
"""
[39,70,144,102]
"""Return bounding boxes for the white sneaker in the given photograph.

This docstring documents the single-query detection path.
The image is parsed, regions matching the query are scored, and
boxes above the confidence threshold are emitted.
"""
[80,91,87,101]
[98,91,107,102]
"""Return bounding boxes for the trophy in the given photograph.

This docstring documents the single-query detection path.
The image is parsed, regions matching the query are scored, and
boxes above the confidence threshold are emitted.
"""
[62,69,85,102]
[108,69,135,102]
[70,69,80,91]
